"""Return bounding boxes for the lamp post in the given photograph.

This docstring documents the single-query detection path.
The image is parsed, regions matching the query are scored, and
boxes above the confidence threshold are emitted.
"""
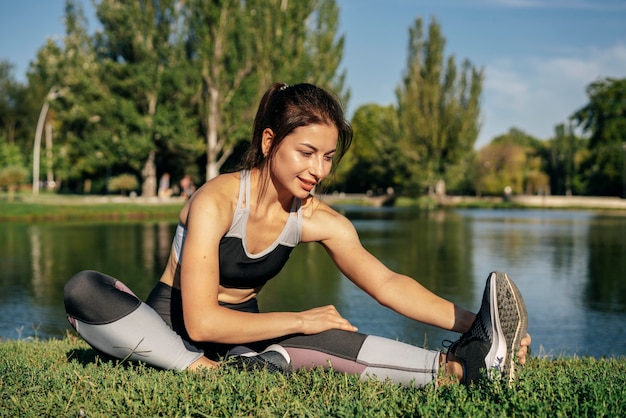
[32,87,63,196]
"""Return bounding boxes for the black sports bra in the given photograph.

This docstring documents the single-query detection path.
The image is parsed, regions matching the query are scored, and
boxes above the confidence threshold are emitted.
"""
[172,170,303,289]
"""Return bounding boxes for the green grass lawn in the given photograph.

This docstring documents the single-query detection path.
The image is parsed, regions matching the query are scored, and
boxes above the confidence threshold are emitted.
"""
[0,194,184,222]
[1,336,625,417]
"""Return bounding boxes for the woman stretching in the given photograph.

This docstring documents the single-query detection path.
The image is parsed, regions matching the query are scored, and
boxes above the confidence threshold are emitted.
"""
[64,83,530,386]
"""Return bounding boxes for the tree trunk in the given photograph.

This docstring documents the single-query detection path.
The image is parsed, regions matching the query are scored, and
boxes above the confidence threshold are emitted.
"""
[141,150,157,197]
[205,86,220,181]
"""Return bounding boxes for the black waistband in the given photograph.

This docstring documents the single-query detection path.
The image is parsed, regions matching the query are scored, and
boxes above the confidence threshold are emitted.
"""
[148,281,260,313]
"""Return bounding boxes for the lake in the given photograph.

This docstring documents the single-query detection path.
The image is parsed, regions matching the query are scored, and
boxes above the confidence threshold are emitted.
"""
[1,207,625,358]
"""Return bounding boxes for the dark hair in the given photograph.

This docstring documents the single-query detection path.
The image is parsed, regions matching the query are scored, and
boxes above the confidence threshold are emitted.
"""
[240,83,353,177]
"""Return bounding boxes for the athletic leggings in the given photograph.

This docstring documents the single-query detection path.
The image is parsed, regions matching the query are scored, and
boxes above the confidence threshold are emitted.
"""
[64,270,440,386]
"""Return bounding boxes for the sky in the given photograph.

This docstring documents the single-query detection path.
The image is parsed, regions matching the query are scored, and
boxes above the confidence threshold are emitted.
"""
[1,0,625,148]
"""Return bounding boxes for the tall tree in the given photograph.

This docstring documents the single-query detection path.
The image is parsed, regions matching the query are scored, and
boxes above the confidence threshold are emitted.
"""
[27,1,116,193]
[572,77,626,197]
[339,104,406,193]
[302,0,349,102]
[546,122,585,196]
[186,0,349,181]
[0,61,21,145]
[185,0,257,181]
[396,17,482,196]
[94,0,197,196]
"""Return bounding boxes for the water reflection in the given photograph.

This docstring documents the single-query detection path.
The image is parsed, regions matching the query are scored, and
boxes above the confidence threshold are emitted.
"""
[0,208,625,358]
[586,217,626,312]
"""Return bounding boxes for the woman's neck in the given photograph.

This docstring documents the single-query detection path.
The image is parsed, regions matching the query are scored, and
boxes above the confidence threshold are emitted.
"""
[250,168,293,216]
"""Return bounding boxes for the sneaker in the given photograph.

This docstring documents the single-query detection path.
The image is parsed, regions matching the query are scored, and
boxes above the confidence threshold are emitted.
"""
[227,344,292,374]
[448,271,528,385]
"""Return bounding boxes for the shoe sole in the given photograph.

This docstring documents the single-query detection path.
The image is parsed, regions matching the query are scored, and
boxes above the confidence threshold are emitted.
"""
[487,271,528,382]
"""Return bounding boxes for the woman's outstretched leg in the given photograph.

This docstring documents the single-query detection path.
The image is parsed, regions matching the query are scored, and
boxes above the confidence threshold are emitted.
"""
[64,270,211,371]
[279,330,441,387]
[272,271,528,387]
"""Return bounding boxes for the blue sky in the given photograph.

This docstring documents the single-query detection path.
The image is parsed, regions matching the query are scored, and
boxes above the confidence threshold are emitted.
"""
[1,0,625,147]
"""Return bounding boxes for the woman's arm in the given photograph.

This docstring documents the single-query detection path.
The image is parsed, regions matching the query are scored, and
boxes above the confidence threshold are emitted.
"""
[307,204,475,333]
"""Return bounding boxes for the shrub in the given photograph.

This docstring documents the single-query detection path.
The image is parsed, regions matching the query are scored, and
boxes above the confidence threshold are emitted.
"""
[107,173,139,195]
[0,165,29,201]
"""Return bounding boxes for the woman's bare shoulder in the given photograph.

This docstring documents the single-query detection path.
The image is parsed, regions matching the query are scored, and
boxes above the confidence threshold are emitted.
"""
[301,196,355,242]
[180,172,241,224]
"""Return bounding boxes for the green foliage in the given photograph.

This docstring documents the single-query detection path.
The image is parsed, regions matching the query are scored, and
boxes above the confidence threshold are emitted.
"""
[107,173,139,195]
[396,17,482,196]
[1,337,625,417]
[7,0,625,199]
[184,0,348,180]
[544,123,587,196]
[474,128,550,196]
[0,166,28,201]
[337,104,408,193]
[0,60,36,160]
[0,140,26,167]
[572,78,626,196]
[0,165,28,186]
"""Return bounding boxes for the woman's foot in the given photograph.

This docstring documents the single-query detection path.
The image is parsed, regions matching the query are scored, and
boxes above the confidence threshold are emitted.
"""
[226,344,292,373]
[446,271,528,385]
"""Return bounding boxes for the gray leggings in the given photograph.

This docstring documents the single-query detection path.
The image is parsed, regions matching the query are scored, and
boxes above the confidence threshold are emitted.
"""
[64,270,440,386]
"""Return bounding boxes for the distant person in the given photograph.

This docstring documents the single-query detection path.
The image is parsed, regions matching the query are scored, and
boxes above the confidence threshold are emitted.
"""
[158,173,172,198]
[180,175,195,199]
[64,83,530,387]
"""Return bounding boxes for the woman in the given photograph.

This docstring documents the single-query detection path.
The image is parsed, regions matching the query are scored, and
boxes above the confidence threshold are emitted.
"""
[65,83,530,386]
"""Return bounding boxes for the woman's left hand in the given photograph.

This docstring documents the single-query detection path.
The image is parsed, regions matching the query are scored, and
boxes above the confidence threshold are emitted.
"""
[518,333,532,365]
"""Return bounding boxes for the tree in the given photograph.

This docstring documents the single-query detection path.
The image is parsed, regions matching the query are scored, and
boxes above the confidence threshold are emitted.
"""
[185,0,257,181]
[1,61,38,172]
[474,128,549,196]
[186,0,349,181]
[0,139,28,201]
[301,0,349,102]
[473,142,526,196]
[572,77,626,197]
[338,104,406,193]
[0,61,20,144]
[27,1,112,193]
[94,0,198,197]
[545,122,585,196]
[396,17,482,197]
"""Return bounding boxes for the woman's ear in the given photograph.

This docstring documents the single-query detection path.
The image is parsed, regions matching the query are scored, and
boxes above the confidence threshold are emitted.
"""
[261,128,274,157]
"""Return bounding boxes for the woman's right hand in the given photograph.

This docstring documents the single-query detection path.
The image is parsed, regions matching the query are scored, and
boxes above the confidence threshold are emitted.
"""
[298,305,358,334]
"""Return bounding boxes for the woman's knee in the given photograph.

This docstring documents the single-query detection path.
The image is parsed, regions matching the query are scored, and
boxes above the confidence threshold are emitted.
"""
[64,270,141,324]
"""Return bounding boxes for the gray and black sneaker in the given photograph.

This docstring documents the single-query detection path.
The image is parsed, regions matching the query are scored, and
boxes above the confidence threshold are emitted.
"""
[227,344,292,374]
[448,271,528,385]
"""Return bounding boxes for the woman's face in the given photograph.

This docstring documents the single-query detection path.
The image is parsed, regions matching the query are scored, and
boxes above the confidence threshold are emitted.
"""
[266,123,338,198]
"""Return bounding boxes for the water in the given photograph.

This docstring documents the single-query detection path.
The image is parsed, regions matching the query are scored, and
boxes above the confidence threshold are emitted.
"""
[1,208,625,358]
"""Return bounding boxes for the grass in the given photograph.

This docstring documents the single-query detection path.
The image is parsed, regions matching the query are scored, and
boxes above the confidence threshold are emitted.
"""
[1,335,625,417]
[0,193,514,223]
[0,193,184,222]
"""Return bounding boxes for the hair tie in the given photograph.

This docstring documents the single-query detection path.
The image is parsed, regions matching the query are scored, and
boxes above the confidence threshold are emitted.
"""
[279,83,289,91]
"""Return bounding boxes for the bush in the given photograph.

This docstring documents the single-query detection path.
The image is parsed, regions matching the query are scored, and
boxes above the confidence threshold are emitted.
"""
[0,165,28,201]
[107,173,139,195]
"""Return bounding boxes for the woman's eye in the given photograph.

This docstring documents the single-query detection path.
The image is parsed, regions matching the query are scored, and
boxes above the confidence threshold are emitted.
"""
[300,151,313,157]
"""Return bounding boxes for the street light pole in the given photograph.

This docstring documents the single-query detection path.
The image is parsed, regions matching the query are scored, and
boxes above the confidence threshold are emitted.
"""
[32,87,63,196]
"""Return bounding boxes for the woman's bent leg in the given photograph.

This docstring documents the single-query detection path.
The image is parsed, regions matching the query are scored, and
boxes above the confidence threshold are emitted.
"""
[64,270,204,371]
[278,330,440,387]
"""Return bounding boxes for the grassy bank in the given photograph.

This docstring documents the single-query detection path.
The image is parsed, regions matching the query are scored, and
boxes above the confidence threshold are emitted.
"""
[0,194,184,222]
[3,192,626,223]
[1,336,625,417]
